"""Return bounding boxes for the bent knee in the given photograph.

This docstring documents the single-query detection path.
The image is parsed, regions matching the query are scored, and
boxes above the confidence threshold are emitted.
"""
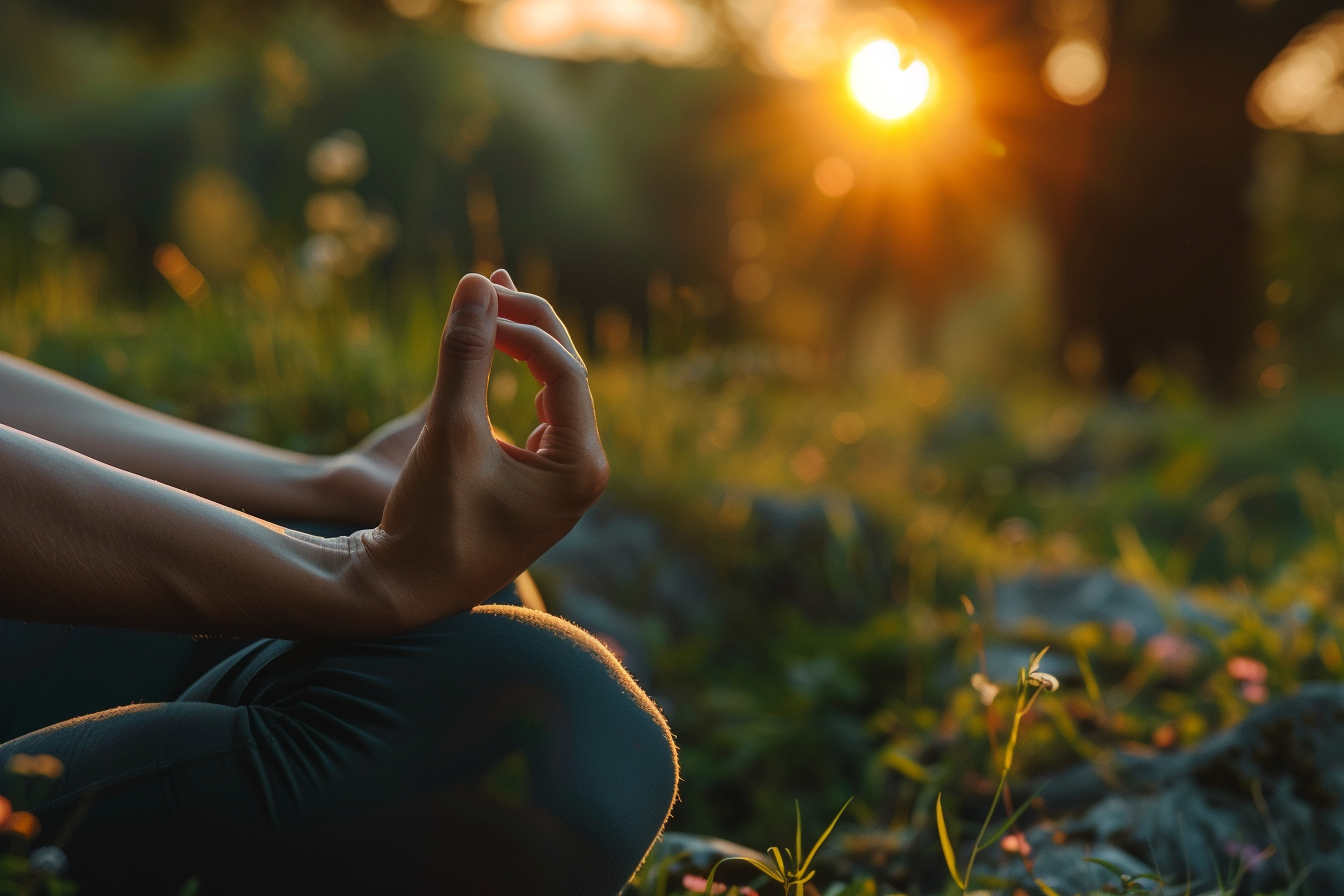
[412,605,678,891]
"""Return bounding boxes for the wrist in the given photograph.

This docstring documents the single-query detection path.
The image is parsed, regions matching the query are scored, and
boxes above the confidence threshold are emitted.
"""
[305,455,388,526]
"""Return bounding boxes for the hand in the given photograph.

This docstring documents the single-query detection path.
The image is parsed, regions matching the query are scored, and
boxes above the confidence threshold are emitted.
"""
[349,271,607,628]
[317,406,428,525]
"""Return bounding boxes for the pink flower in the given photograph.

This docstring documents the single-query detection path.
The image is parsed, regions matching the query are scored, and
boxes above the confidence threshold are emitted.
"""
[1145,634,1199,677]
[681,874,758,896]
[1225,841,1269,869]
[1227,656,1268,684]
[1241,682,1269,704]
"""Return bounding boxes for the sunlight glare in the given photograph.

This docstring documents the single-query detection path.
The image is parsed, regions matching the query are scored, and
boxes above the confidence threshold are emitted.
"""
[848,39,931,121]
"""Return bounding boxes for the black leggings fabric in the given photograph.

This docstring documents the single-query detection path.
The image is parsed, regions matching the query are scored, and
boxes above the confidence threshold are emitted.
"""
[0,585,678,895]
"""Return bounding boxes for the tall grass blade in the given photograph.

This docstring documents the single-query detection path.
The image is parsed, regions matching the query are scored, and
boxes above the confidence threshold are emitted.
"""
[795,800,803,875]
[983,784,1048,845]
[1033,879,1063,896]
[802,796,853,871]
[935,793,965,890]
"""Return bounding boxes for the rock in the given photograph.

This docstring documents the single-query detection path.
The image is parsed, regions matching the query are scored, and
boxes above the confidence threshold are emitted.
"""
[535,498,715,629]
[1019,684,1344,895]
[995,570,1166,644]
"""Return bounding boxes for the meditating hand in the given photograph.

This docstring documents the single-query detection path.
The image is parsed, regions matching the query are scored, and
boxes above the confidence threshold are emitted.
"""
[350,271,608,628]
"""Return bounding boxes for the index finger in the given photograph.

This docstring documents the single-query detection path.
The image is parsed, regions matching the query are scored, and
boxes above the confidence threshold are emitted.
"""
[494,319,599,460]
[493,287,584,364]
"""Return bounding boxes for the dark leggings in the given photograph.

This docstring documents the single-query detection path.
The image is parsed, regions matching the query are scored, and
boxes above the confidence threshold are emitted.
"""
[0,583,678,895]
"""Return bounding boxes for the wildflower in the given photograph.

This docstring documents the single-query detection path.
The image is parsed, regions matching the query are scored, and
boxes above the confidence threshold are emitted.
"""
[1000,832,1032,856]
[682,874,758,896]
[1226,656,1268,684]
[0,795,9,828]
[1241,682,1269,704]
[970,673,1000,706]
[1145,633,1199,677]
[1152,723,1177,749]
[1026,648,1059,691]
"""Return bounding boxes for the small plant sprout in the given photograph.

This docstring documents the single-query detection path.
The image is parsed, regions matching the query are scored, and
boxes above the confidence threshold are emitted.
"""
[936,647,1058,894]
[702,798,852,896]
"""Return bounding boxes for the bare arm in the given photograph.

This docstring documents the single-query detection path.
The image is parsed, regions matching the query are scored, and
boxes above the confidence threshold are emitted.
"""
[0,274,604,639]
[0,352,422,525]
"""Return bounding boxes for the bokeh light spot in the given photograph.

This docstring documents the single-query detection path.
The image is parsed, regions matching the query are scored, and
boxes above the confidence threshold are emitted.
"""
[1266,279,1292,305]
[813,156,854,198]
[831,410,866,443]
[308,131,368,186]
[1253,320,1281,348]
[1259,363,1290,396]
[848,39,931,121]
[1043,37,1108,105]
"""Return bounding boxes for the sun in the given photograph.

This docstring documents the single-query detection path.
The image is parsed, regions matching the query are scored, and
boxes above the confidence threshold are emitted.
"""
[847,39,931,120]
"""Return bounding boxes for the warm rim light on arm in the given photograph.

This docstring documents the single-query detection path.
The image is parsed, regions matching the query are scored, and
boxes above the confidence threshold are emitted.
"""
[848,39,931,121]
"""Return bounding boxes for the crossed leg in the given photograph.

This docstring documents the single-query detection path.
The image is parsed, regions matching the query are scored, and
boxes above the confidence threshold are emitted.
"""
[0,595,678,895]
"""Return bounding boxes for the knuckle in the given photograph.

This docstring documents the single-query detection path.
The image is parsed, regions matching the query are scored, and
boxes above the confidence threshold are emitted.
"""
[444,317,492,360]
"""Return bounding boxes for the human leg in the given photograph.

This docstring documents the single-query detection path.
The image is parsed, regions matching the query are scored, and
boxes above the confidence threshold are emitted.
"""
[1,604,677,895]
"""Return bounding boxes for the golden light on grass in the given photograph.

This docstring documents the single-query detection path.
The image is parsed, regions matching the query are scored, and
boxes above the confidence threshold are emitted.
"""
[847,39,931,120]
[1042,36,1107,105]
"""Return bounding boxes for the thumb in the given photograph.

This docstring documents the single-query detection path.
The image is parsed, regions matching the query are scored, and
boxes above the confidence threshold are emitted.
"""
[430,273,497,435]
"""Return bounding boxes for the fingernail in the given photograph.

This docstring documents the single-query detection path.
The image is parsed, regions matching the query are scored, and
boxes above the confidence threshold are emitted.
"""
[455,273,494,310]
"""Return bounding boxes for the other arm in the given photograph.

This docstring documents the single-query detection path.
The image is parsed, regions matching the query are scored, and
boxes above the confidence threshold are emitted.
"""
[0,352,422,525]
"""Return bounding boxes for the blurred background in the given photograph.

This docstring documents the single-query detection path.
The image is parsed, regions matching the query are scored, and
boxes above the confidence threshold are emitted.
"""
[12,0,1344,891]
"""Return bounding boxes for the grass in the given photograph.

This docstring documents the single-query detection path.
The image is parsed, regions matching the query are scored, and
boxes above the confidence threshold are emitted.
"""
[5,251,1344,894]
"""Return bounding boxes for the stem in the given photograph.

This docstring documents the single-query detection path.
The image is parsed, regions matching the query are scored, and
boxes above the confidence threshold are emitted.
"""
[962,683,1043,893]
[961,771,1008,892]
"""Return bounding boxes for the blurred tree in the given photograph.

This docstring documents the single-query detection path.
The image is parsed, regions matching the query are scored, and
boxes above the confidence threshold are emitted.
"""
[1032,0,1343,392]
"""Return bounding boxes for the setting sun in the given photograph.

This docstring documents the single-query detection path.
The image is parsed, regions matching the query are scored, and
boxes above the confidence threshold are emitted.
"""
[847,39,930,121]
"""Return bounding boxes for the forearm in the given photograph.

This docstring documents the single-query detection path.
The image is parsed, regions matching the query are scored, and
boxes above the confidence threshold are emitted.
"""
[0,425,393,639]
[0,352,351,521]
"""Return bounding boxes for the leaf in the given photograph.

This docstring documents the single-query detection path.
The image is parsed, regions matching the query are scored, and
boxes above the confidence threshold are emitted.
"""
[935,793,965,890]
[879,747,931,782]
[769,846,788,879]
[1084,856,1129,880]
[703,856,785,896]
[1034,878,1063,896]
[983,784,1048,846]
[795,800,803,876]
[802,796,853,873]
